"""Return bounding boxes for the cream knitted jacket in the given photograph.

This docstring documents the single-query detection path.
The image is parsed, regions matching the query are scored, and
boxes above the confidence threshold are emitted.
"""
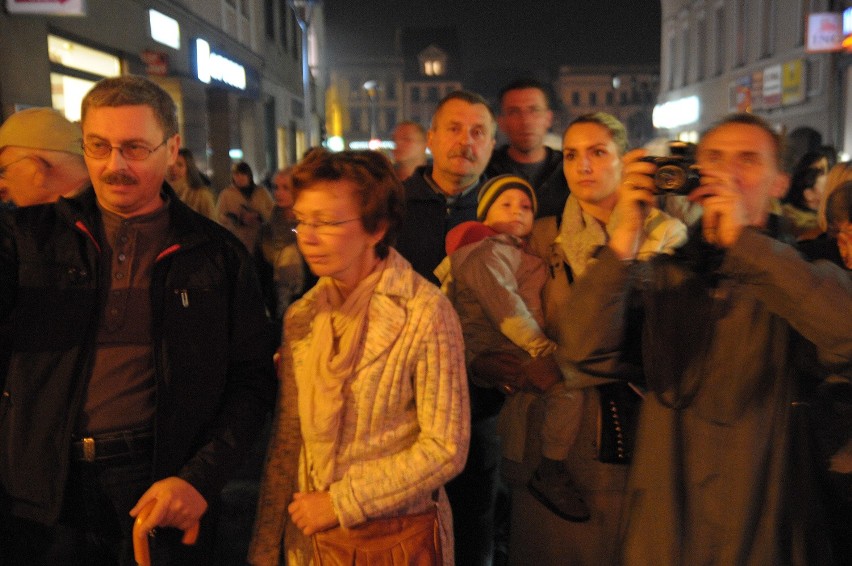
[249,249,470,566]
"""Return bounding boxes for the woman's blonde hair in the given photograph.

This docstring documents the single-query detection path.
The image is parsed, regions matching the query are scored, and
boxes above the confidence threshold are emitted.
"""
[819,161,852,232]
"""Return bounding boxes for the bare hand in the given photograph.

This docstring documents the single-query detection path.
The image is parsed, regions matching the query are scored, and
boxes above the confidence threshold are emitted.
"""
[470,350,526,394]
[688,167,749,248]
[129,477,208,541]
[522,354,562,393]
[608,149,658,260]
[288,491,339,536]
[470,351,563,394]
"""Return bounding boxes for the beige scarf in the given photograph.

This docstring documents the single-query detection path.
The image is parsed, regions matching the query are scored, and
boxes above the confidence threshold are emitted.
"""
[296,260,386,490]
[557,194,614,279]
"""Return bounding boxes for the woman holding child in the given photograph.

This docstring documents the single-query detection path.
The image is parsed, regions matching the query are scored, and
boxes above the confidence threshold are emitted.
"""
[495,112,687,564]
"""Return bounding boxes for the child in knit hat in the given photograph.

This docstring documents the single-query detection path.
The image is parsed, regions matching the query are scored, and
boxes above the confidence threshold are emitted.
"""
[435,174,590,522]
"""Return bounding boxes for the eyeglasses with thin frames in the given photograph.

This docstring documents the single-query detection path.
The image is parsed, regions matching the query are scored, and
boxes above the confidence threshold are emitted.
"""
[81,139,168,161]
[0,155,46,179]
[291,217,361,235]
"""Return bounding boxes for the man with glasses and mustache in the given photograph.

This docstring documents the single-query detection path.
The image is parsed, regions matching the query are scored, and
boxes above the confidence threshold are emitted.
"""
[396,90,503,566]
[0,107,89,207]
[395,90,496,285]
[0,75,275,565]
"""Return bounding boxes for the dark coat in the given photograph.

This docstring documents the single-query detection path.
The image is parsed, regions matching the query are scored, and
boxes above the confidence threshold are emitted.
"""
[486,144,569,219]
[563,226,852,565]
[0,185,276,525]
[395,166,481,285]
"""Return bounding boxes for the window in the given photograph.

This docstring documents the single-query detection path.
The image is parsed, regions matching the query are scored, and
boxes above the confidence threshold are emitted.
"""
[279,1,289,46]
[667,32,676,89]
[418,46,448,77]
[411,86,421,103]
[589,92,597,106]
[427,86,439,102]
[290,8,299,59]
[714,6,725,76]
[264,0,274,39]
[734,0,745,67]
[571,91,580,106]
[385,81,396,101]
[680,24,689,86]
[606,91,614,105]
[223,0,253,48]
[696,15,706,80]
[424,60,444,76]
[796,0,809,47]
[760,0,776,58]
[295,24,302,62]
[384,109,396,132]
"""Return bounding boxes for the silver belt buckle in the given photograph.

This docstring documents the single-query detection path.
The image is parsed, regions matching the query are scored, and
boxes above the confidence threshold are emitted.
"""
[82,437,96,462]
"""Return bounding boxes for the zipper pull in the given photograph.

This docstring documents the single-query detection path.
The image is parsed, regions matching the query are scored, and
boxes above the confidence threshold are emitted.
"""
[179,289,189,308]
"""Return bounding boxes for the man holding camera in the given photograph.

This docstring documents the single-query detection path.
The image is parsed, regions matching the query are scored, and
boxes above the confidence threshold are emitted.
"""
[562,113,852,564]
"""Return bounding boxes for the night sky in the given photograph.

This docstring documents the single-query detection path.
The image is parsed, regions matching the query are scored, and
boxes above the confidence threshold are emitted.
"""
[322,0,662,98]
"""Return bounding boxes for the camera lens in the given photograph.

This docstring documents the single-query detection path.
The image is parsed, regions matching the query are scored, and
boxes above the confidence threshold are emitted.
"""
[654,164,688,192]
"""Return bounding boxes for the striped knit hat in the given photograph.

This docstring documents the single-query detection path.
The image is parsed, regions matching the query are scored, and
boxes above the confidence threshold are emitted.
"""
[476,174,538,221]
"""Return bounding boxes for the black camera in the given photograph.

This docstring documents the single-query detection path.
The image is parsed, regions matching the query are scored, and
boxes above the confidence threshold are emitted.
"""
[639,141,700,195]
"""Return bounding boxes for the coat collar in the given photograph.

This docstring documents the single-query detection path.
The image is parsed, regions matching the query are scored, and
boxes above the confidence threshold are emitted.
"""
[56,183,213,254]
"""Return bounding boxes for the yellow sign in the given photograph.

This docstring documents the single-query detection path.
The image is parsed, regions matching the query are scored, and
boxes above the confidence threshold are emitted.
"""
[782,59,806,105]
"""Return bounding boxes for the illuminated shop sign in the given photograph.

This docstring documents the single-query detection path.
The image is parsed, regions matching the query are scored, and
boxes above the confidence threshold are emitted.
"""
[194,39,246,90]
[5,0,85,15]
[806,13,842,53]
[149,10,180,50]
[652,96,699,130]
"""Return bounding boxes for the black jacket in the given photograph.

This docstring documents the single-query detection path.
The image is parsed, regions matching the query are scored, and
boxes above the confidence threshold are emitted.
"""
[486,145,569,219]
[395,166,481,285]
[0,186,276,525]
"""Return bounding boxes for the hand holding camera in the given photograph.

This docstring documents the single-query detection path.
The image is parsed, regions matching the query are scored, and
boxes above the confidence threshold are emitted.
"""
[608,149,660,260]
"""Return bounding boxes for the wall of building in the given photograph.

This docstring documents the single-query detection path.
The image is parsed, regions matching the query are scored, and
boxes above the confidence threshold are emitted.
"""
[0,0,315,191]
[555,65,659,148]
[657,0,849,157]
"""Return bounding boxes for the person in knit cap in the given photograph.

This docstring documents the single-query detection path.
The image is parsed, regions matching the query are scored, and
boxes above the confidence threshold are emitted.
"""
[435,173,591,525]
[0,107,89,206]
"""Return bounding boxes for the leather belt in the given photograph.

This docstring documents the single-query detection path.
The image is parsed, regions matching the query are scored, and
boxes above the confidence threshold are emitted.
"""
[71,429,154,462]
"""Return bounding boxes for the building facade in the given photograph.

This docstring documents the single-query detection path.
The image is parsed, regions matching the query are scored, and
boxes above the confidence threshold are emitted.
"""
[0,0,325,191]
[327,26,462,149]
[656,0,851,159]
[327,57,404,149]
[555,65,660,148]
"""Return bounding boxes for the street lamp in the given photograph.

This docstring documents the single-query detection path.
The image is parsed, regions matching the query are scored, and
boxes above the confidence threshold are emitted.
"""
[363,80,379,145]
[289,0,320,149]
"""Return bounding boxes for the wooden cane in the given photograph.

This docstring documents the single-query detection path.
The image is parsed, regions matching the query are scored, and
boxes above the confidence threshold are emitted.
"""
[133,499,201,566]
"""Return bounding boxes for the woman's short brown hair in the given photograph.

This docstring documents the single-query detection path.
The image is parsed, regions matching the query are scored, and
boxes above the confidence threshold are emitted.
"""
[290,149,405,259]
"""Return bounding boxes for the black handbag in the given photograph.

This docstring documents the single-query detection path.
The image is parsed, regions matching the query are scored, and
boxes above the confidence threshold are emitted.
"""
[595,381,642,464]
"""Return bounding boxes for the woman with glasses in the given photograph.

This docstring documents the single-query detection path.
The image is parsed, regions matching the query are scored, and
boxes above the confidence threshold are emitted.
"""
[215,160,274,253]
[249,149,469,566]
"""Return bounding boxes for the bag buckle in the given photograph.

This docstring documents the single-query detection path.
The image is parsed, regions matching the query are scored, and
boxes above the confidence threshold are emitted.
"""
[82,437,96,462]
